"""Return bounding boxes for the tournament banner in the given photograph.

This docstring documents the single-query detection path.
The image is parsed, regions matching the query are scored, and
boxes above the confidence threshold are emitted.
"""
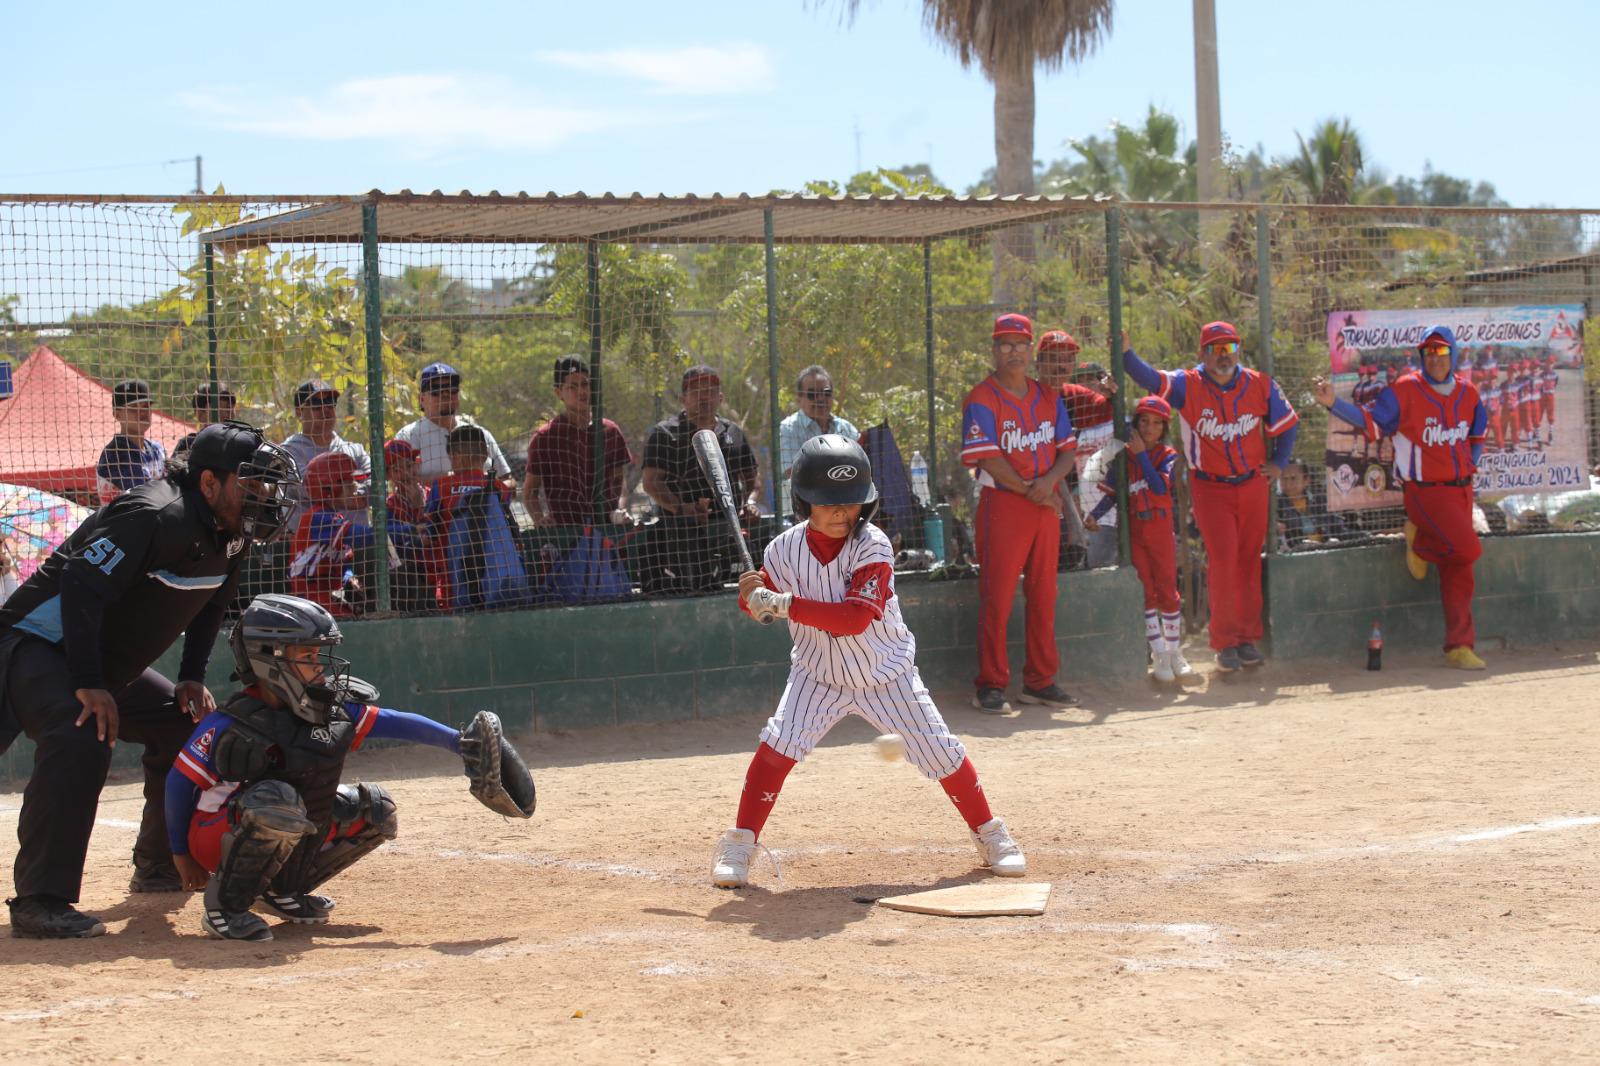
[1323,305,1587,510]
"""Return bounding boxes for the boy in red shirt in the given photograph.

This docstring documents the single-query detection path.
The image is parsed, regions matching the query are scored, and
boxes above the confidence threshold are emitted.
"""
[288,452,371,617]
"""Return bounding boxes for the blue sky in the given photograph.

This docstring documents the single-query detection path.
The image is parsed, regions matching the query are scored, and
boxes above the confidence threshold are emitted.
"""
[5,1,1593,206]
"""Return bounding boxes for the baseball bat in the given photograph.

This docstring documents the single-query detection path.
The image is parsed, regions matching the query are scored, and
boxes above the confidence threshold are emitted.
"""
[691,429,757,574]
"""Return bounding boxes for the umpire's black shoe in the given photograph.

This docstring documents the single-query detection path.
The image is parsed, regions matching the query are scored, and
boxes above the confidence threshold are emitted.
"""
[7,895,107,939]
[129,862,184,893]
[1235,643,1265,668]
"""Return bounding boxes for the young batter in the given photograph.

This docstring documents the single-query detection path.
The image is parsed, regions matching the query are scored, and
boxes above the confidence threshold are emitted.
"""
[1084,396,1192,683]
[711,435,1026,889]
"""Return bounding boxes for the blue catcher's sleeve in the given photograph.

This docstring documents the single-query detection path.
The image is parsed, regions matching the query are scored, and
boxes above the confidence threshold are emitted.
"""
[1122,348,1185,407]
[165,770,201,855]
[365,707,463,753]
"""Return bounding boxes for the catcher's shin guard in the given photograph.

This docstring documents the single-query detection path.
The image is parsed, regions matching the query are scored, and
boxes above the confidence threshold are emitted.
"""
[212,780,318,912]
[274,782,399,895]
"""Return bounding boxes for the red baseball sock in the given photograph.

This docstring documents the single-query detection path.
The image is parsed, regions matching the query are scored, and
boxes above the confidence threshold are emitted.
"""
[939,757,994,831]
[735,742,796,840]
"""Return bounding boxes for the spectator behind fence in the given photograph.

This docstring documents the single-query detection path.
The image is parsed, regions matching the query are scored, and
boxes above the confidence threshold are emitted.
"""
[1276,459,1355,551]
[1124,321,1299,673]
[1034,332,1119,568]
[288,452,373,618]
[426,424,529,612]
[522,356,633,527]
[778,365,860,517]
[281,378,371,525]
[172,381,239,458]
[640,365,760,595]
[383,437,439,613]
[95,379,166,506]
[960,313,1079,716]
[397,361,510,488]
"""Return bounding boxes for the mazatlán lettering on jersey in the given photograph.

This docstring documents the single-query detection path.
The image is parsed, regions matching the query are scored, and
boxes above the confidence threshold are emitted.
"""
[959,376,1077,489]
[1157,366,1297,477]
[1193,409,1262,443]
[1352,372,1487,483]
[759,522,916,687]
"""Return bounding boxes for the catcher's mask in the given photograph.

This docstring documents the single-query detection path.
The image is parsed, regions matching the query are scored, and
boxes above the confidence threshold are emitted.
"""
[230,594,352,725]
[790,434,880,533]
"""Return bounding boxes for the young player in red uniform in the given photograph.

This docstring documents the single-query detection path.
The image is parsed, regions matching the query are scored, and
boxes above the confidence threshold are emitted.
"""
[1123,321,1298,672]
[1084,396,1193,683]
[960,313,1078,713]
[1539,354,1559,446]
[710,436,1027,889]
[1316,325,1489,669]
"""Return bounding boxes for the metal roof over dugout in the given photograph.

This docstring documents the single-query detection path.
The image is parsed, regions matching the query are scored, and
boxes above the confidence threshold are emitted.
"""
[202,190,1107,248]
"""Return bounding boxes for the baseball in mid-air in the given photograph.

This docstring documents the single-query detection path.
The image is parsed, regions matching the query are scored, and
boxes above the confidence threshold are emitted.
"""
[873,733,905,763]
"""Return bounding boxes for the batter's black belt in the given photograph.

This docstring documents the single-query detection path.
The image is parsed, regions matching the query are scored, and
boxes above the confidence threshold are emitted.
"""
[1192,469,1257,485]
[1407,478,1471,488]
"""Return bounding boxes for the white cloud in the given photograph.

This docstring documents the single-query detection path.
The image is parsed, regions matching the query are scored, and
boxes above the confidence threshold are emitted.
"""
[180,74,650,153]
[536,43,775,96]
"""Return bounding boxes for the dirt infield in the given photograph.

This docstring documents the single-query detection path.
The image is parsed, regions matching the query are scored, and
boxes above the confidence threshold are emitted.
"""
[3,644,1599,1064]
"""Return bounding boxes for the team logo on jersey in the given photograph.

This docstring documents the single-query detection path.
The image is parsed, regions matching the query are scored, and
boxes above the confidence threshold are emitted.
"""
[854,574,882,602]
[1420,418,1471,447]
[967,422,985,440]
[1193,409,1261,442]
[825,464,856,482]
[193,727,216,758]
[999,420,1056,453]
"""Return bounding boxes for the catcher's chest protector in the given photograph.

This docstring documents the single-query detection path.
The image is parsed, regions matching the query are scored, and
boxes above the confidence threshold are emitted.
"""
[216,693,356,834]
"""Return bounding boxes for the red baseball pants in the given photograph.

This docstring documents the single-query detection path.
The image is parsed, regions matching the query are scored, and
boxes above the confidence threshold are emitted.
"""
[974,486,1060,691]
[1130,513,1180,613]
[1189,475,1268,650]
[1403,482,1481,651]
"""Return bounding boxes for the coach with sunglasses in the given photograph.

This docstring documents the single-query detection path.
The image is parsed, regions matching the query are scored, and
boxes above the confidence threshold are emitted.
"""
[778,366,860,517]
[1123,321,1299,673]
[281,377,371,524]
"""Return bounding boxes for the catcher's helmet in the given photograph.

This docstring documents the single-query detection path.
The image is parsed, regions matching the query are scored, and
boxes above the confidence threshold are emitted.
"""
[790,434,880,530]
[229,594,352,725]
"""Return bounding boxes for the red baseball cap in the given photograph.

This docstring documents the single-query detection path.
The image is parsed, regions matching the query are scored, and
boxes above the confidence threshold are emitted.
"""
[1199,321,1240,348]
[992,313,1033,340]
[383,438,419,464]
[1037,330,1080,355]
[1134,395,1173,423]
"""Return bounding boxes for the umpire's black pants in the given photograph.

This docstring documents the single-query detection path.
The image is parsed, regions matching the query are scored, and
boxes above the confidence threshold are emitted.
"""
[1,633,192,903]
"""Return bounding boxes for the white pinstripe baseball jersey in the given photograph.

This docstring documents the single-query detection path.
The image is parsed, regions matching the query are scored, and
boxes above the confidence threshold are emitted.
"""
[761,521,916,688]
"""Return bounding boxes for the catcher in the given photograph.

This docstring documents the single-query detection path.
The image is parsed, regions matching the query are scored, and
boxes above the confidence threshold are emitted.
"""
[163,593,535,942]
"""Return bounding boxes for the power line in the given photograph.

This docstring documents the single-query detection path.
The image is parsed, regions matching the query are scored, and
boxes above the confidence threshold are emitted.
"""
[0,158,196,182]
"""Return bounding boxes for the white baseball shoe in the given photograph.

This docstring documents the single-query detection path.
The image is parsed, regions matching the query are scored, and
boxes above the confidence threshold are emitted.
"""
[1169,647,1196,678]
[971,817,1027,877]
[711,828,758,889]
[1151,650,1176,684]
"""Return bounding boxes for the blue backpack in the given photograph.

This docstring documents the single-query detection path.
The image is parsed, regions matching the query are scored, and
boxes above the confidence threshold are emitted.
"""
[443,487,531,611]
[544,526,633,605]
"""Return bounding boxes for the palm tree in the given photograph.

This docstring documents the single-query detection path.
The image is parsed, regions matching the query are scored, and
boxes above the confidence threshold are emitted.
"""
[1288,118,1367,205]
[830,1,1114,302]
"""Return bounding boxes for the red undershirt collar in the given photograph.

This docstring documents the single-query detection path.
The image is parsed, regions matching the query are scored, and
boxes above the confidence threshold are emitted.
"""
[805,524,847,565]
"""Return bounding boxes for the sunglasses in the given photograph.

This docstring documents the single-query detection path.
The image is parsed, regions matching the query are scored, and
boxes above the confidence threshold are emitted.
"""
[1204,341,1240,355]
[1420,345,1451,356]
[995,341,1031,353]
[800,388,834,400]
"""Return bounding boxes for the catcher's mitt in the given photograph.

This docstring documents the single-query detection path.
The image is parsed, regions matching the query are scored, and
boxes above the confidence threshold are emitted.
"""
[459,711,536,818]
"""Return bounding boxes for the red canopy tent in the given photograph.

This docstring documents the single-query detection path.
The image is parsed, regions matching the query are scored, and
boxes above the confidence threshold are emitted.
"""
[0,346,195,501]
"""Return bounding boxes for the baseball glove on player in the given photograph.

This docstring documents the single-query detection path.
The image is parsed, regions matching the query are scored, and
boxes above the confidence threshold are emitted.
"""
[459,710,536,819]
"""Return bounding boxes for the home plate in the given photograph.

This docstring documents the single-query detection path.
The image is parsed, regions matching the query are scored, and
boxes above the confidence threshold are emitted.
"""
[876,882,1051,917]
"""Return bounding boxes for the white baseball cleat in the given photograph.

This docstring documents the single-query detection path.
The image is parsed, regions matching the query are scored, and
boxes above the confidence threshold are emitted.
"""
[971,817,1027,877]
[1151,651,1176,684]
[1169,647,1196,678]
[711,828,757,888]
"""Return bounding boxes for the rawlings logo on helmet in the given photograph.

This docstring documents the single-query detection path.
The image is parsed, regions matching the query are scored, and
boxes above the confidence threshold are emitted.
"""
[825,464,857,481]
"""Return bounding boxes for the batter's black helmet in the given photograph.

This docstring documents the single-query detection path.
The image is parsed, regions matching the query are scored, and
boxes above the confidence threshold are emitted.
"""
[791,434,880,531]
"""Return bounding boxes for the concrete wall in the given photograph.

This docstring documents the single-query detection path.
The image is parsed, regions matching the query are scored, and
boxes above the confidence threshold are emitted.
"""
[0,566,1148,778]
[1266,532,1600,661]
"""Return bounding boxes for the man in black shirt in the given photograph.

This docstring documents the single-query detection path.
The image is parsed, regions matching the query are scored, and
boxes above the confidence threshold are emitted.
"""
[640,365,760,594]
[0,422,298,938]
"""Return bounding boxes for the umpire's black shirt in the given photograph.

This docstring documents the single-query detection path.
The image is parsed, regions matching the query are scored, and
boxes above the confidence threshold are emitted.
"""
[0,476,245,691]
[642,412,759,510]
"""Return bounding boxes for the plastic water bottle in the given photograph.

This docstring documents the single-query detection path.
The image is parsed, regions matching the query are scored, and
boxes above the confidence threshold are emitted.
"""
[1367,621,1383,671]
[909,451,930,506]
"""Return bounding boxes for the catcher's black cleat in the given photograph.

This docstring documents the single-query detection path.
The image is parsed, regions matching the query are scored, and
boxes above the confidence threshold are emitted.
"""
[7,896,107,939]
[256,891,334,924]
[202,905,273,942]
[129,861,185,893]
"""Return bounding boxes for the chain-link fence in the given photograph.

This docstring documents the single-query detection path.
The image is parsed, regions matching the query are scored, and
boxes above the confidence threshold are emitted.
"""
[1,194,1594,627]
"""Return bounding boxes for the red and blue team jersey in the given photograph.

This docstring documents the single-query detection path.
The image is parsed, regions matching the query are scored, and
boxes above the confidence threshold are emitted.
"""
[173,701,380,816]
[1351,372,1486,482]
[1094,443,1178,521]
[1541,368,1559,397]
[960,375,1076,489]
[1352,376,1385,408]
[1154,366,1297,477]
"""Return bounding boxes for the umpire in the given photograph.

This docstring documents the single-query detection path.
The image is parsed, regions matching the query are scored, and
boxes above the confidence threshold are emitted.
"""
[0,421,299,938]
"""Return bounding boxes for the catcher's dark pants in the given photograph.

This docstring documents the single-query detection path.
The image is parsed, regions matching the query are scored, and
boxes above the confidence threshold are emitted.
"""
[0,633,191,903]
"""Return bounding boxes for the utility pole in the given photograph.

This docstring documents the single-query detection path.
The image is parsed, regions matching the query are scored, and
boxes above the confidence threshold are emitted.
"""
[1192,0,1226,254]
[194,155,203,195]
